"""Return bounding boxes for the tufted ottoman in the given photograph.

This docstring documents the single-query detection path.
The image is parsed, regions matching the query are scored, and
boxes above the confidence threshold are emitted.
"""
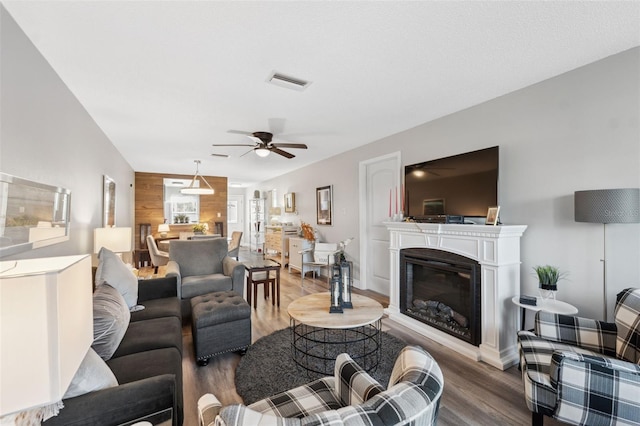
[190,291,251,366]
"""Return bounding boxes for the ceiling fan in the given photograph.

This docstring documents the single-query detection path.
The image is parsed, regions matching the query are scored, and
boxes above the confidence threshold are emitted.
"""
[212,131,308,159]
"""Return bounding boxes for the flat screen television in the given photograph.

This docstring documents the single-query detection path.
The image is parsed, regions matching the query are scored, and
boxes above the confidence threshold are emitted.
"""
[404,146,498,221]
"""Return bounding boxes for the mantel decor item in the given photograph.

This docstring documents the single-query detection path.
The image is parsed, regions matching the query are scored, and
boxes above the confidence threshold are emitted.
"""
[316,185,333,226]
[575,188,640,319]
[486,206,500,226]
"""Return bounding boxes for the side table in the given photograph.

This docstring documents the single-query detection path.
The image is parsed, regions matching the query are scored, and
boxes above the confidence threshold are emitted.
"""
[512,296,578,330]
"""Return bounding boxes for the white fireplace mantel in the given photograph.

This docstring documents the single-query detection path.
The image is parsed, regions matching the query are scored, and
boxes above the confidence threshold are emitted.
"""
[384,222,527,370]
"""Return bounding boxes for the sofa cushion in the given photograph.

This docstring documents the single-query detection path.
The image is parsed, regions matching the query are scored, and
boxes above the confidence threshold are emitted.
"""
[64,348,118,399]
[169,238,228,277]
[95,247,138,309]
[92,283,130,361]
[130,296,181,323]
[181,274,232,299]
[112,316,183,358]
[107,347,183,425]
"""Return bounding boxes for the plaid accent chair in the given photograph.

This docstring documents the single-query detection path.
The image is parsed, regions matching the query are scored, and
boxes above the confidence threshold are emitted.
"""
[517,288,640,426]
[198,345,444,426]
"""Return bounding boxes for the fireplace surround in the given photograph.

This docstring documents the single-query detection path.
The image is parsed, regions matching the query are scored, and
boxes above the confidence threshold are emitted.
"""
[385,222,527,370]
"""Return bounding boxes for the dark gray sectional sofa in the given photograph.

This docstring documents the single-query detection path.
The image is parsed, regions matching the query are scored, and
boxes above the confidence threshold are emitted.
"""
[44,276,183,426]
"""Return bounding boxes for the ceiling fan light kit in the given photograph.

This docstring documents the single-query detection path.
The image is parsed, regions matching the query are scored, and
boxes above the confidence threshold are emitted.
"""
[255,148,270,157]
[181,160,215,195]
[212,131,308,159]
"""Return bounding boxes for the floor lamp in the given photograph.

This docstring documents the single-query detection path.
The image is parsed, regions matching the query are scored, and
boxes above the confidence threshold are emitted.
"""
[574,188,640,320]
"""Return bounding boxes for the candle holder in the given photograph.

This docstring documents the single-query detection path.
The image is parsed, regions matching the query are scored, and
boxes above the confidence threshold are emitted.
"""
[340,260,353,308]
[329,263,343,313]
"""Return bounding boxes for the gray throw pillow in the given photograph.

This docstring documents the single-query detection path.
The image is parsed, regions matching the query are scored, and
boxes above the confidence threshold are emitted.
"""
[63,348,118,399]
[95,247,138,309]
[92,283,130,361]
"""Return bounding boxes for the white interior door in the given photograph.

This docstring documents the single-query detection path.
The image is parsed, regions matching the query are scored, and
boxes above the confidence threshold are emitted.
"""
[227,195,244,242]
[359,152,401,296]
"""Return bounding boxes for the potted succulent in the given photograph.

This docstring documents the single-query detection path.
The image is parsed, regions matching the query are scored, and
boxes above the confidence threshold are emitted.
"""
[533,265,567,291]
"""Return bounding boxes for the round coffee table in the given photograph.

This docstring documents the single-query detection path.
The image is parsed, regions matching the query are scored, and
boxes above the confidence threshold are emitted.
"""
[288,293,384,376]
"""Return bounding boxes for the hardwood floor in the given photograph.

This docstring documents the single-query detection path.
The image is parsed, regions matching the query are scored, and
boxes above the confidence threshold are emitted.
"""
[146,250,563,426]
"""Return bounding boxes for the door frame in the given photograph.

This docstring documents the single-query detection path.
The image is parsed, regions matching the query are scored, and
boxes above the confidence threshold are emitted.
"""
[358,151,401,291]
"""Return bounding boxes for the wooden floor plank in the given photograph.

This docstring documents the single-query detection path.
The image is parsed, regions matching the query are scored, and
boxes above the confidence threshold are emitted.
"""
[143,249,563,426]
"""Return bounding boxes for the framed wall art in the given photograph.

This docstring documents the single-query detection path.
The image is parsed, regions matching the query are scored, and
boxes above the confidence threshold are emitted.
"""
[103,175,116,227]
[316,185,333,226]
[284,192,295,213]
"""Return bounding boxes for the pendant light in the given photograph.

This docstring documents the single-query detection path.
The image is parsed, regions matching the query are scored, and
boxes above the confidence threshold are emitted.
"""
[181,160,215,195]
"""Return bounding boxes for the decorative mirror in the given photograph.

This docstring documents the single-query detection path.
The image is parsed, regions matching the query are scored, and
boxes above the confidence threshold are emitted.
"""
[0,172,71,258]
[163,178,200,224]
[103,175,116,227]
[285,193,296,213]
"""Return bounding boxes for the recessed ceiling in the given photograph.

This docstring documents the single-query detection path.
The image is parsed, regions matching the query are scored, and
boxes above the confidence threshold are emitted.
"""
[3,1,639,185]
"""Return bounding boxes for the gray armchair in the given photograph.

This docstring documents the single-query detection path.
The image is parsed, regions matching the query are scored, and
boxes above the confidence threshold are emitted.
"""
[166,238,245,317]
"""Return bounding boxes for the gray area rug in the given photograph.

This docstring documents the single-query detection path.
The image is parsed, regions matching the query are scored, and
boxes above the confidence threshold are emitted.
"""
[235,327,406,405]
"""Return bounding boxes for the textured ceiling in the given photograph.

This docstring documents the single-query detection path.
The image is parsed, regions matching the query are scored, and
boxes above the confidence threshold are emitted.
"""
[3,1,639,185]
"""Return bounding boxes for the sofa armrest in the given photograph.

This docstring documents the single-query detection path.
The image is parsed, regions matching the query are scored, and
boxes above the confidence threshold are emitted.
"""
[550,351,640,424]
[165,261,182,298]
[43,375,178,426]
[535,311,617,356]
[137,276,178,302]
[222,257,245,294]
[334,353,384,405]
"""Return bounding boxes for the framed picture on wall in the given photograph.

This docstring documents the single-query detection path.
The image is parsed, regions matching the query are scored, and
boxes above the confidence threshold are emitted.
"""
[284,192,295,213]
[316,185,333,226]
[103,175,116,227]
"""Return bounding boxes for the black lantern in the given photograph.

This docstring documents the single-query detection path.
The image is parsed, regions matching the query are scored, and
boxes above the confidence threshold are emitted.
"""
[329,263,343,313]
[340,260,353,308]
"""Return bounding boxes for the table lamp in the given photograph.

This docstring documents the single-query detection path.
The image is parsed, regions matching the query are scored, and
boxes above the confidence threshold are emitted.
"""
[158,224,170,238]
[0,255,93,419]
[93,227,132,256]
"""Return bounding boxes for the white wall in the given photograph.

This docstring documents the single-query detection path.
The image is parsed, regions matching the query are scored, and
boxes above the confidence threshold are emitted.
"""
[1,6,134,260]
[256,47,640,321]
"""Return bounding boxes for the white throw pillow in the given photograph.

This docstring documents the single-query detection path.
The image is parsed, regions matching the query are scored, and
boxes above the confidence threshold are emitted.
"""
[92,283,130,361]
[95,247,138,309]
[63,348,118,399]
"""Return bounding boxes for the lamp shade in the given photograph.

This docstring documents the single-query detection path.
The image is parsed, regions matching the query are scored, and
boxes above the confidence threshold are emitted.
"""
[575,188,640,224]
[0,255,93,416]
[158,224,170,233]
[93,227,132,253]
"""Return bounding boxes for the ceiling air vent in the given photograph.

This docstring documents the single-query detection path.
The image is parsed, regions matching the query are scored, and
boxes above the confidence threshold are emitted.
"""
[267,71,311,91]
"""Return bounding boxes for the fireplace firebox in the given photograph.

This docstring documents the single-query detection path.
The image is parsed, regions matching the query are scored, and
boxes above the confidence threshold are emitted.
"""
[400,248,481,346]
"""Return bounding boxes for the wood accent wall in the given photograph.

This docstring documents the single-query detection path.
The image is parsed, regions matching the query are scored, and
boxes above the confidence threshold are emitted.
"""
[134,172,227,250]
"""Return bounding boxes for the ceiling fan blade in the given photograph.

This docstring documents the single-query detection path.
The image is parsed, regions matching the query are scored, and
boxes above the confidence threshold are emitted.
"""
[210,153,230,158]
[212,143,254,147]
[271,143,308,149]
[240,148,255,158]
[227,129,253,136]
[271,147,295,159]
[247,136,263,144]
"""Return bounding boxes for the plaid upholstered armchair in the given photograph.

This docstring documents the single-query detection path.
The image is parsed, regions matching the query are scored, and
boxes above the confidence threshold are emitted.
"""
[198,345,444,426]
[517,288,640,425]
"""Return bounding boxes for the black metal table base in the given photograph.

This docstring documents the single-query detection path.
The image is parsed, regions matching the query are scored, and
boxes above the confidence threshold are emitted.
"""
[290,319,382,377]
